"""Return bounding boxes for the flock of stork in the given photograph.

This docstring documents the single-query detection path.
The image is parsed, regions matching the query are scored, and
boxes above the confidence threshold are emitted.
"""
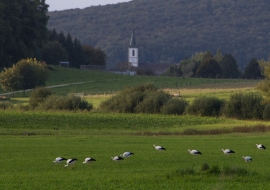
[52,144,266,168]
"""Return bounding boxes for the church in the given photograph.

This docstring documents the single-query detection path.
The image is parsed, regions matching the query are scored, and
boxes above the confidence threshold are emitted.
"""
[128,29,138,67]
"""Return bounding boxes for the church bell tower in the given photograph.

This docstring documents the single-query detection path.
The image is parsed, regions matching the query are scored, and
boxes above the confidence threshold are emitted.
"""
[128,29,138,67]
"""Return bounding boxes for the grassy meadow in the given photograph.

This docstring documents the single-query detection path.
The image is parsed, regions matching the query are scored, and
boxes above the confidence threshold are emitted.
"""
[0,66,269,189]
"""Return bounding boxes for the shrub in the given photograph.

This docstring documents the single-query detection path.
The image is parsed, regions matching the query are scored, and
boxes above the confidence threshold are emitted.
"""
[16,104,30,111]
[224,92,264,119]
[134,91,170,113]
[263,104,270,120]
[0,101,13,110]
[100,83,163,113]
[160,98,188,115]
[185,96,225,117]
[29,87,53,109]
[38,95,92,111]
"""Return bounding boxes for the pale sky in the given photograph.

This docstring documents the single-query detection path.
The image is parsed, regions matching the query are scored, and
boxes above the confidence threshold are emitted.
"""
[46,0,131,11]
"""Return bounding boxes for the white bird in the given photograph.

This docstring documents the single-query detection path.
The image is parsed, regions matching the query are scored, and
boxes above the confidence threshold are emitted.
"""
[111,156,124,161]
[153,144,166,151]
[83,157,96,164]
[242,156,252,162]
[53,157,67,163]
[120,152,134,158]
[221,149,235,154]
[256,144,266,150]
[188,149,202,155]
[65,158,78,167]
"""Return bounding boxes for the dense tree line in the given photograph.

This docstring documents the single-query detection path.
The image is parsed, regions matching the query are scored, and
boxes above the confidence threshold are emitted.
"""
[42,29,106,68]
[0,0,106,69]
[164,50,263,79]
[0,0,49,68]
[48,0,270,69]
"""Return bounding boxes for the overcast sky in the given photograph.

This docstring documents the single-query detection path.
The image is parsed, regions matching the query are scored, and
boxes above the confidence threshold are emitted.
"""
[46,0,131,11]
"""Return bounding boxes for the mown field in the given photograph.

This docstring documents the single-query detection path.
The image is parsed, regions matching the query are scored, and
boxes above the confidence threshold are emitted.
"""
[0,66,269,189]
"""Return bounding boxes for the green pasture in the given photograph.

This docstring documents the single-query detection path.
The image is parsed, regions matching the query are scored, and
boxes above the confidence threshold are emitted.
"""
[1,134,270,189]
[0,66,259,98]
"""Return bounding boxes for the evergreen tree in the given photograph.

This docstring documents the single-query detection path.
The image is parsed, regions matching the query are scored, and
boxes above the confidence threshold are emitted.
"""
[58,31,66,45]
[219,54,240,78]
[73,38,84,68]
[41,42,68,65]
[0,0,49,68]
[243,58,263,79]
[48,29,59,42]
[64,33,75,66]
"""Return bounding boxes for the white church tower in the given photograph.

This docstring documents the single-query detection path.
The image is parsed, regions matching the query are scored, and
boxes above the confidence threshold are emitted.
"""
[128,29,138,67]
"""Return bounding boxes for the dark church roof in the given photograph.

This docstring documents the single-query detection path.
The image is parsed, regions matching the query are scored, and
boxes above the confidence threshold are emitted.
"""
[129,29,136,47]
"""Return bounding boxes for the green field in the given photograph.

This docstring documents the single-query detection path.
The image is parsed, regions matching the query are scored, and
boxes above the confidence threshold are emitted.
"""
[0,67,269,189]
[0,111,270,189]
[1,133,270,189]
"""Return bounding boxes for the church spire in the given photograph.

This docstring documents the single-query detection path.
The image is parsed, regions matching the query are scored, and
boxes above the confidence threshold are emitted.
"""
[130,28,136,47]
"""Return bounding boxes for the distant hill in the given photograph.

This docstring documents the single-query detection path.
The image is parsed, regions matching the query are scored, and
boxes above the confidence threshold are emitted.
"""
[47,0,270,69]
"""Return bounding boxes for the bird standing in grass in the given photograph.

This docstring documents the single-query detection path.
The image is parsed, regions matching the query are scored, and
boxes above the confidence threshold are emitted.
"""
[256,144,266,150]
[221,149,235,155]
[53,157,67,163]
[120,152,134,158]
[153,145,166,151]
[242,156,252,162]
[83,157,96,164]
[111,156,124,162]
[65,158,78,167]
[188,149,202,156]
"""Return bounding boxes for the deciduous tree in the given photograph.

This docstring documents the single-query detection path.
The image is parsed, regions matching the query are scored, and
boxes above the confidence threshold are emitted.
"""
[0,58,49,95]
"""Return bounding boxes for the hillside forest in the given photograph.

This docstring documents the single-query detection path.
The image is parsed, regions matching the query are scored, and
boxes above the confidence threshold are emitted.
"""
[48,0,270,69]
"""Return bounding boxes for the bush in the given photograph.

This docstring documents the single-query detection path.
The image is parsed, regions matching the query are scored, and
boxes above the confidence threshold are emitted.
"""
[100,83,161,113]
[16,104,30,111]
[134,91,170,113]
[29,87,53,109]
[263,104,270,120]
[224,92,264,119]
[185,96,225,117]
[38,95,92,111]
[0,102,13,110]
[160,98,188,115]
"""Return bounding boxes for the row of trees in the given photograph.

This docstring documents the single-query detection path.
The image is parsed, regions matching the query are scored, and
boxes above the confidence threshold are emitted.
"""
[0,0,49,68]
[0,1,106,69]
[163,50,263,79]
[41,29,106,68]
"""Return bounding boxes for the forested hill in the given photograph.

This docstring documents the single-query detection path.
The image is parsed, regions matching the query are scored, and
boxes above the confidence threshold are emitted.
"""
[47,0,270,69]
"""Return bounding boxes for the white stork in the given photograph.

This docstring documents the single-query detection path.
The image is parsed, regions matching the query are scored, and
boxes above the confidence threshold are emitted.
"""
[242,156,252,162]
[65,158,78,167]
[221,149,235,155]
[188,149,202,156]
[120,152,134,158]
[256,144,266,150]
[111,156,124,162]
[83,157,96,164]
[53,157,67,163]
[153,144,166,151]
